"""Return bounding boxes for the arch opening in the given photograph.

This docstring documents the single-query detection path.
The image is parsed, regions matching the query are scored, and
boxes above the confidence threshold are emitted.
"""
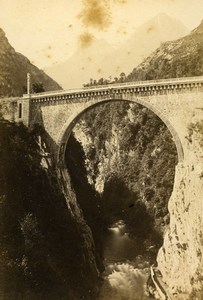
[57,98,183,166]
[62,99,179,298]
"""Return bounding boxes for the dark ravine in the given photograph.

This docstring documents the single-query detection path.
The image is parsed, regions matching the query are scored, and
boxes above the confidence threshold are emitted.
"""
[65,134,104,271]
[72,102,177,242]
[67,101,178,298]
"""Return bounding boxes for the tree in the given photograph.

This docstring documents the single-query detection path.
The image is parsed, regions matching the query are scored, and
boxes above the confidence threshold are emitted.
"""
[119,72,126,82]
[98,78,104,85]
[32,83,45,93]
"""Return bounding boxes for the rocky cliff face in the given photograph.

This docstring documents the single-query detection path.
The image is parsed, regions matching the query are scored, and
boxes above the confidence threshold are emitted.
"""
[73,121,121,193]
[0,28,61,97]
[157,120,203,299]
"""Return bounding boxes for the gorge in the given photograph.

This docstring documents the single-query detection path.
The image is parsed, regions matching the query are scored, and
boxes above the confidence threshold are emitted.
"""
[65,101,178,299]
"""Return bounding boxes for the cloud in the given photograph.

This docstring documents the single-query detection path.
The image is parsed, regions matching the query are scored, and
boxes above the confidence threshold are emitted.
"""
[78,0,112,30]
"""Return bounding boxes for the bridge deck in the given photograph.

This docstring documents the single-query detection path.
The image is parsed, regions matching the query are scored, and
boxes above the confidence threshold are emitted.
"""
[23,75,203,99]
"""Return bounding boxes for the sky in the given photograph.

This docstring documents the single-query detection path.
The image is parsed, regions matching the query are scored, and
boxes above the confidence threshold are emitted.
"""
[0,0,203,69]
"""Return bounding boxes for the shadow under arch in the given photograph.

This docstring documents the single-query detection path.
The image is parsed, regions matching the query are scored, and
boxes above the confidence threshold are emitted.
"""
[57,97,184,167]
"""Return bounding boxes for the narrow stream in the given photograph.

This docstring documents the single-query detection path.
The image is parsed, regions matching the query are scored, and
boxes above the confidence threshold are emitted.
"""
[98,220,153,300]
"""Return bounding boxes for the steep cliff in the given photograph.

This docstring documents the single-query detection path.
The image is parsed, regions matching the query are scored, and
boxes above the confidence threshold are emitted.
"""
[157,120,203,299]
[0,28,61,97]
[0,121,100,299]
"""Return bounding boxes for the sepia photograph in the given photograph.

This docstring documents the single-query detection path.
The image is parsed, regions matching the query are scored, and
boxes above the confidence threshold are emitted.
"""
[0,0,203,299]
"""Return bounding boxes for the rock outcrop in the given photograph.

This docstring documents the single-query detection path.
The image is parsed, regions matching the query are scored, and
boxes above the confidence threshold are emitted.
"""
[157,119,203,298]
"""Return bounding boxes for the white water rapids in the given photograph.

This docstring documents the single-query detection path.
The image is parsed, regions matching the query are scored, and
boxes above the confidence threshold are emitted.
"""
[98,221,153,300]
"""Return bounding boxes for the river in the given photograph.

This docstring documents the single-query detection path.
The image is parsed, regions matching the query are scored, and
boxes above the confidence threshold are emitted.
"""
[98,220,154,300]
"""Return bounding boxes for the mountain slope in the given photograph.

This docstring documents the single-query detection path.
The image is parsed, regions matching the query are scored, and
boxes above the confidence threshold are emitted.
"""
[126,20,203,81]
[0,28,61,98]
[106,13,188,77]
[45,14,188,89]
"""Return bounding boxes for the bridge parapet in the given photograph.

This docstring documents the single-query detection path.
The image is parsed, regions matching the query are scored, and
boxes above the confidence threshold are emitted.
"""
[23,76,203,104]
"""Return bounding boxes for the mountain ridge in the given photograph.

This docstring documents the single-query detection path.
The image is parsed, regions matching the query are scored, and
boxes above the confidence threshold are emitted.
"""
[126,19,203,81]
[0,28,61,98]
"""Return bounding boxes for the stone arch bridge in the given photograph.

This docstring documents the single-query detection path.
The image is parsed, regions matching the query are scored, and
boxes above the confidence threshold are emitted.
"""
[16,76,203,167]
[11,76,203,294]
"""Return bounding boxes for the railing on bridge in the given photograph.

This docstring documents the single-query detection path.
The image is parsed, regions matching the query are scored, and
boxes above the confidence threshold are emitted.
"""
[23,75,203,99]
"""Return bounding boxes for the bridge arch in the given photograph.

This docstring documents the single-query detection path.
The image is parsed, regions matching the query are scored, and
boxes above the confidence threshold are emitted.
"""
[57,97,184,167]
